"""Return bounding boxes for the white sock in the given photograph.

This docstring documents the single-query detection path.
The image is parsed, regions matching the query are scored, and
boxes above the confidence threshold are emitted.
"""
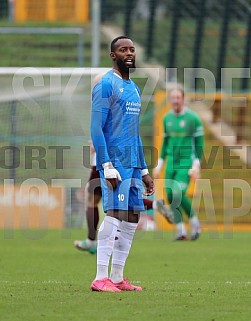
[110,264,123,284]
[110,220,138,283]
[95,265,109,281]
[189,216,201,234]
[95,216,120,280]
[176,222,187,236]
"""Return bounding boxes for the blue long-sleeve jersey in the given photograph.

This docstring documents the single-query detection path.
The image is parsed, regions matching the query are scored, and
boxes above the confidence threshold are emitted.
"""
[90,70,147,170]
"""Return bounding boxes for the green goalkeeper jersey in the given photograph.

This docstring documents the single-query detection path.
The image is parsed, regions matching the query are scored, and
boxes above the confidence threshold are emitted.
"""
[160,107,204,171]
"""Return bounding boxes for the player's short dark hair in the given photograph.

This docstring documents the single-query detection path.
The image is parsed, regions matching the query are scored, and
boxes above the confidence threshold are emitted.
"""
[110,36,130,52]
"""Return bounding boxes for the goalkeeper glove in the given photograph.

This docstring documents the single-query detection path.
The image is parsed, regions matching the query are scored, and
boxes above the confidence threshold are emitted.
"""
[188,159,201,179]
[153,158,164,178]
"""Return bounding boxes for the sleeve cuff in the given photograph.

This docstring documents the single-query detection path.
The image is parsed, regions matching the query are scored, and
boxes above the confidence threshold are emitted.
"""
[141,169,149,177]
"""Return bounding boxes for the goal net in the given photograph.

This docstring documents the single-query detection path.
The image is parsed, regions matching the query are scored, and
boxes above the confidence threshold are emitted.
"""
[0,67,109,228]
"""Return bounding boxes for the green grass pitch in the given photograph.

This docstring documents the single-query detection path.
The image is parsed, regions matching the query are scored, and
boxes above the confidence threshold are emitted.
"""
[1,228,250,321]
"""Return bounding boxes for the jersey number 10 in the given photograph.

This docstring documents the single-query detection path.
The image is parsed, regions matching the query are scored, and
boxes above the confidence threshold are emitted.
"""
[118,194,125,201]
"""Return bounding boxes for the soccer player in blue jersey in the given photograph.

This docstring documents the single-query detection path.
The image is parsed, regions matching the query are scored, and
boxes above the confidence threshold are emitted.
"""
[90,36,154,292]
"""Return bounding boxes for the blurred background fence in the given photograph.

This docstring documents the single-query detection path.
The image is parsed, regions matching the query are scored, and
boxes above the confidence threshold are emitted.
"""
[100,0,251,92]
[1,0,251,91]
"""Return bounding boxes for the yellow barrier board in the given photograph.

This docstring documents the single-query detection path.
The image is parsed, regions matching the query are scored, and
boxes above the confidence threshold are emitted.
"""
[0,185,65,229]
[15,0,89,23]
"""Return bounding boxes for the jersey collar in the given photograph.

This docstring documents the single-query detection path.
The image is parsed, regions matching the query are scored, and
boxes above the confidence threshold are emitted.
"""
[112,70,131,81]
[113,71,122,79]
[172,106,188,116]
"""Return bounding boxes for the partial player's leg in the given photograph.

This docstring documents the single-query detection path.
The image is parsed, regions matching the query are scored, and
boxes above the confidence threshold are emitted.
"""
[74,167,102,254]
[86,193,101,241]
[180,193,201,240]
[90,211,122,292]
[91,168,145,292]
[164,171,188,240]
[109,169,144,291]
[174,170,201,240]
[90,167,136,292]
[109,209,142,291]
[74,192,101,254]
[166,184,188,240]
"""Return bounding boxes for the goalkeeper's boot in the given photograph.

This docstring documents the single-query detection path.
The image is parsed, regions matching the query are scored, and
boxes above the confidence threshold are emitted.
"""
[74,239,97,254]
[173,234,189,241]
[190,226,202,241]
[155,199,174,224]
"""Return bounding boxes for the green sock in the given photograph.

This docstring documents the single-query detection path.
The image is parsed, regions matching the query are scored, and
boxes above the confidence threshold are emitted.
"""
[167,189,183,224]
[172,206,183,224]
[181,194,196,218]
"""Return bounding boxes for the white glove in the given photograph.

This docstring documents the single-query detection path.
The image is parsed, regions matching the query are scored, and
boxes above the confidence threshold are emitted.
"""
[102,162,122,181]
[153,158,164,178]
[188,159,201,179]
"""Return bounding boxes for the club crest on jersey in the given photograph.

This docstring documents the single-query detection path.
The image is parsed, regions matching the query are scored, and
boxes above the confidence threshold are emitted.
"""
[119,88,124,92]
[180,120,185,128]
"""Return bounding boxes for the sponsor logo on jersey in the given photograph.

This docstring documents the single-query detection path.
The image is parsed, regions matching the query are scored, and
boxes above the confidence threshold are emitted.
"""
[125,101,141,115]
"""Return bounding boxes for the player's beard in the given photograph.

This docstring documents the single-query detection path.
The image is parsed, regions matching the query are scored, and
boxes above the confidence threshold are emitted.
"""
[117,58,136,74]
[173,103,183,114]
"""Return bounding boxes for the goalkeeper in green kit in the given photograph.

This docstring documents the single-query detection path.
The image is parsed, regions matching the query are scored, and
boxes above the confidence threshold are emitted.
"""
[153,87,204,240]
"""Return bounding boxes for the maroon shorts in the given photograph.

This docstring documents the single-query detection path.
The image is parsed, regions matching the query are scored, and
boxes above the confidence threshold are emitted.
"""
[87,166,102,196]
